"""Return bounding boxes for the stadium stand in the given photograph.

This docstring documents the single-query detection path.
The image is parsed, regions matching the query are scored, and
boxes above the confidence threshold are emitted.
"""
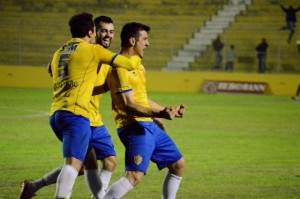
[0,0,299,73]
[190,0,300,73]
[0,0,226,69]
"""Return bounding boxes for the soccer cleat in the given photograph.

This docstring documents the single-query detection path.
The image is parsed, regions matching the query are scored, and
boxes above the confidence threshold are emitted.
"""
[19,180,36,199]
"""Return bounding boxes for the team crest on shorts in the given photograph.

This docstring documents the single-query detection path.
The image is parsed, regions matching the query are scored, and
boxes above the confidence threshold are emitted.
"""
[134,155,143,165]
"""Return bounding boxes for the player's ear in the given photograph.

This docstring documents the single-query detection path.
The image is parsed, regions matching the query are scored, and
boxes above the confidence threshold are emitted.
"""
[87,30,92,38]
[129,37,135,46]
[88,26,95,38]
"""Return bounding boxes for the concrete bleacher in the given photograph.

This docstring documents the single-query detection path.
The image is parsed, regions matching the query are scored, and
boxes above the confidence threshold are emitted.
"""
[0,11,70,65]
[0,0,226,69]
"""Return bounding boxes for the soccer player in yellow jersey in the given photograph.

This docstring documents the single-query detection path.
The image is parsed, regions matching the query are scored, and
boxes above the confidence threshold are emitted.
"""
[49,13,138,199]
[85,16,118,198]
[103,22,186,199]
[19,15,119,199]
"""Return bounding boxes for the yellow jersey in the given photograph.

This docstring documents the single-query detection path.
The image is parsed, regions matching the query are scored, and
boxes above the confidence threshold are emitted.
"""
[89,64,110,127]
[107,56,152,128]
[50,38,136,118]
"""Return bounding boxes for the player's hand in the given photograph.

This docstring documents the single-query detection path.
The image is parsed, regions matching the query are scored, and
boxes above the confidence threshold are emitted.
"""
[153,117,166,131]
[159,107,176,120]
[175,104,186,118]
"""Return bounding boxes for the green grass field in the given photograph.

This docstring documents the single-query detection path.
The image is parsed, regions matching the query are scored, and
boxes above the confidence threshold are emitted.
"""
[0,88,300,199]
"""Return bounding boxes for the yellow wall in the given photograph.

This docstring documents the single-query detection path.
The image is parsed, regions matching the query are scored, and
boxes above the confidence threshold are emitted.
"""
[1,66,300,96]
[0,66,52,89]
[146,71,300,96]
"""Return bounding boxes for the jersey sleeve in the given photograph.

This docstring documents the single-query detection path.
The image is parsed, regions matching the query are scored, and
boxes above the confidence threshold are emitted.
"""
[112,54,140,71]
[114,55,142,93]
[115,67,132,93]
[93,44,138,71]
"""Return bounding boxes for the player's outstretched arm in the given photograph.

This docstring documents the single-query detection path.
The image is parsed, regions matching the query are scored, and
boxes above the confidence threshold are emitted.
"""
[95,45,139,71]
[111,54,140,71]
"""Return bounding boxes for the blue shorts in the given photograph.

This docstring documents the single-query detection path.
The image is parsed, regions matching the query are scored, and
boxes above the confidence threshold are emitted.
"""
[117,121,182,174]
[50,111,91,162]
[90,125,116,160]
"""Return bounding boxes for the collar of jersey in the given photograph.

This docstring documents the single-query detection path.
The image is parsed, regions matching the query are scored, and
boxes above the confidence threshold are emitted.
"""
[69,38,85,43]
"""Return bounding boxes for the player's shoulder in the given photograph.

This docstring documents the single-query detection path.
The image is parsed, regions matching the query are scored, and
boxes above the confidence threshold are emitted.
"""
[129,55,142,66]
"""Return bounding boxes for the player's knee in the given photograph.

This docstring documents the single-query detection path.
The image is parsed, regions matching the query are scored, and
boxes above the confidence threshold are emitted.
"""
[169,157,186,177]
[66,157,84,172]
[109,157,118,171]
[103,156,118,171]
[125,171,144,187]
[176,157,186,174]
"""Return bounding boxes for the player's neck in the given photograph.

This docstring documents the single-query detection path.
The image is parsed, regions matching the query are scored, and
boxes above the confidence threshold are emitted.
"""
[119,48,135,58]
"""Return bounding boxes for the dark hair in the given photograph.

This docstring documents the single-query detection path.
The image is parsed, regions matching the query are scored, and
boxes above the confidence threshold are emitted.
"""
[68,12,94,38]
[120,22,150,47]
[94,16,114,33]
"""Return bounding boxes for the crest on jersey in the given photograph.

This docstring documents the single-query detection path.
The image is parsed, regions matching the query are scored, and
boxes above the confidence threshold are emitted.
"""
[138,65,143,70]
[134,155,143,165]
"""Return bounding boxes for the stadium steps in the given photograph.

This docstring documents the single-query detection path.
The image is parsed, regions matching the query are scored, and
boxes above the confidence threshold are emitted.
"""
[163,1,251,71]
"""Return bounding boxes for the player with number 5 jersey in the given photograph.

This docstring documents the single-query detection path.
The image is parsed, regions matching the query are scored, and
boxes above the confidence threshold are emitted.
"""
[50,26,137,118]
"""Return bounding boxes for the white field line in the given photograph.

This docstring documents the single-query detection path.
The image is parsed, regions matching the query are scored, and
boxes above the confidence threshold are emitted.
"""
[0,106,49,120]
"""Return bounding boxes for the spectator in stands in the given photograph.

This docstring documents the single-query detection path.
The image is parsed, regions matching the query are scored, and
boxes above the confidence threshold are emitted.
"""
[279,4,300,44]
[225,44,235,72]
[212,35,224,69]
[256,38,269,73]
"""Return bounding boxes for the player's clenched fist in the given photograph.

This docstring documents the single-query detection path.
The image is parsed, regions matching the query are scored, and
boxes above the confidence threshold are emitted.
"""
[175,104,185,118]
